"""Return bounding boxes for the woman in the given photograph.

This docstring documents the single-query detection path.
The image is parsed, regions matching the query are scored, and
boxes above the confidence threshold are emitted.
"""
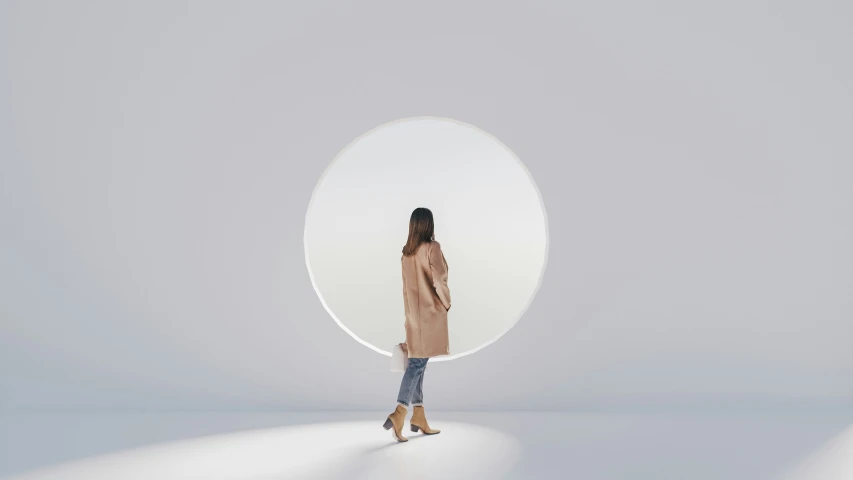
[382,207,450,442]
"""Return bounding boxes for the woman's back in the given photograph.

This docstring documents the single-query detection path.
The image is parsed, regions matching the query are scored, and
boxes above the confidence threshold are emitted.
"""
[401,240,450,358]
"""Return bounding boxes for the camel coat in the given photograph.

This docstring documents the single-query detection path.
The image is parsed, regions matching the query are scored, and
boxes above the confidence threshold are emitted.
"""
[402,241,450,358]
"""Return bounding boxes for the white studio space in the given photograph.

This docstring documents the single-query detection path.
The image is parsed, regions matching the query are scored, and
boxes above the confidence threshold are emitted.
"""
[1,1,852,479]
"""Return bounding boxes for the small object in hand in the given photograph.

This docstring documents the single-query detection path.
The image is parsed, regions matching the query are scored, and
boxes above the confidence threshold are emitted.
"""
[391,343,408,372]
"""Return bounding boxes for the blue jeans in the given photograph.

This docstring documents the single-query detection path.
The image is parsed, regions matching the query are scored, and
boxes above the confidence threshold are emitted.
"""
[396,358,429,407]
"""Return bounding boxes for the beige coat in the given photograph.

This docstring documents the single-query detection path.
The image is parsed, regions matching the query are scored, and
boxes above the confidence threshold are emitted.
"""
[402,241,450,358]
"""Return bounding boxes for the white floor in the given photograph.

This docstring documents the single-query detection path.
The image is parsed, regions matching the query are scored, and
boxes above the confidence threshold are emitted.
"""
[1,411,851,479]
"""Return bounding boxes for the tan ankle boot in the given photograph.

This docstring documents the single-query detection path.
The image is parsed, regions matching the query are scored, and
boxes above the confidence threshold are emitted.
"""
[382,404,409,442]
[410,406,441,435]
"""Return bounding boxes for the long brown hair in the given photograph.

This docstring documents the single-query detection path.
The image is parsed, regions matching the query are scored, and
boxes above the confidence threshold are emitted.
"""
[402,207,435,256]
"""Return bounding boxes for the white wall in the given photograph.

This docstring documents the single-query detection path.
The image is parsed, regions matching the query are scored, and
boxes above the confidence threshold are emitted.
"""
[1,0,851,411]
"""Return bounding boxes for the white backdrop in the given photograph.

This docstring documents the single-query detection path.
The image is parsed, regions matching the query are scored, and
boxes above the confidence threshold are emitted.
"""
[1,0,851,411]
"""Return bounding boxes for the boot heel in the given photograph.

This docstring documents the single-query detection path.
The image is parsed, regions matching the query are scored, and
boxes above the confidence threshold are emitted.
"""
[383,418,393,430]
[411,425,420,432]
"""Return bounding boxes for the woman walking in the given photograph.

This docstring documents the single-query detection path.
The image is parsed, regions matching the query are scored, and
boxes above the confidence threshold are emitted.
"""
[383,207,450,442]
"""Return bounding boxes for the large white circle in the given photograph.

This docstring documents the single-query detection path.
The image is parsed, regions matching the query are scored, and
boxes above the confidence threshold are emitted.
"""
[305,117,548,361]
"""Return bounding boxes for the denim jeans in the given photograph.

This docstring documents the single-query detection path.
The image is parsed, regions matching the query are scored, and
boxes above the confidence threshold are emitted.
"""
[396,358,429,407]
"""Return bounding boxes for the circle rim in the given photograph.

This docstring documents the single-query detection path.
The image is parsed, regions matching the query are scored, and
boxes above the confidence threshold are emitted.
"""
[303,115,550,362]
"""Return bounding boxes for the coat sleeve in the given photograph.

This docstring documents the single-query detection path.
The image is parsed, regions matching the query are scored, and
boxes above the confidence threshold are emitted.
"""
[401,257,410,320]
[429,241,451,310]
